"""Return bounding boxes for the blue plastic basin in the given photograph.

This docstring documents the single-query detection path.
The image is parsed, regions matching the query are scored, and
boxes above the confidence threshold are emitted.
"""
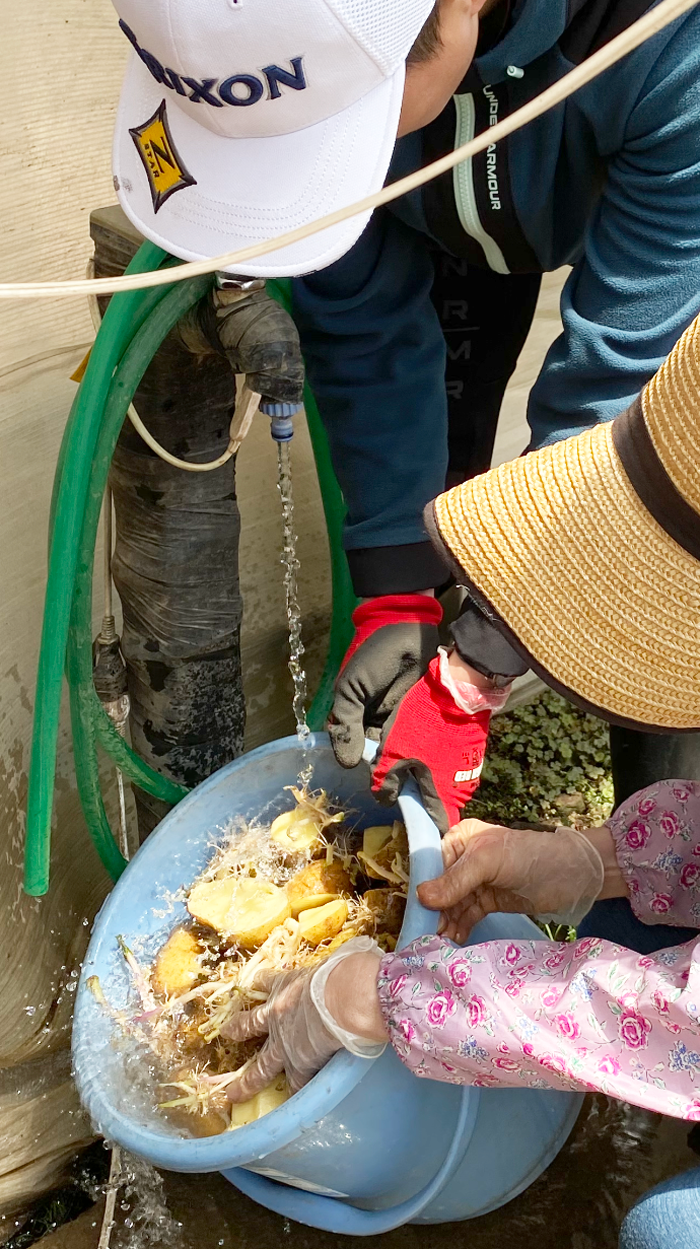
[73,733,582,1233]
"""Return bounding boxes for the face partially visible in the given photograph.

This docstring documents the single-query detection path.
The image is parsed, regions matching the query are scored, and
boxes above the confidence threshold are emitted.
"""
[399,0,492,137]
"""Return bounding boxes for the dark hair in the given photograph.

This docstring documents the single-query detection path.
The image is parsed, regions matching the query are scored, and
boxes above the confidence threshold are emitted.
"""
[407,2,443,65]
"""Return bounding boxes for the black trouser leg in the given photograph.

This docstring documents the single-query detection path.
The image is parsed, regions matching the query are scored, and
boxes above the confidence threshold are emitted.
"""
[430,255,542,486]
[609,726,700,808]
[579,727,700,951]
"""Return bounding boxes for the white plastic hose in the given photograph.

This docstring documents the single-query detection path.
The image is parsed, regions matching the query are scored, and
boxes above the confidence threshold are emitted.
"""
[86,260,261,472]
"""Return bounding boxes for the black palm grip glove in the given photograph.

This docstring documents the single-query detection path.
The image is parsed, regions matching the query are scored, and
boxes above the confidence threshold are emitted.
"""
[329,595,443,770]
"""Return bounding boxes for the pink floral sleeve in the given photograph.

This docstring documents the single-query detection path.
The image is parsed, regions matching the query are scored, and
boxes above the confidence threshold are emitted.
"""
[377,780,700,1121]
[608,779,700,926]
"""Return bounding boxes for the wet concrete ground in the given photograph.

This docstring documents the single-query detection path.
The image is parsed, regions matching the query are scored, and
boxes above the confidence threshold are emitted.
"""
[40,1097,699,1249]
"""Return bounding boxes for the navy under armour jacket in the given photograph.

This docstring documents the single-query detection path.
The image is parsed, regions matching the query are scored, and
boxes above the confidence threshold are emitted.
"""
[290,0,700,597]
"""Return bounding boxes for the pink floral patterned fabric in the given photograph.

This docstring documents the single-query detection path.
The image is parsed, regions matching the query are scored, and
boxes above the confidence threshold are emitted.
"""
[377,780,700,1120]
[607,780,700,927]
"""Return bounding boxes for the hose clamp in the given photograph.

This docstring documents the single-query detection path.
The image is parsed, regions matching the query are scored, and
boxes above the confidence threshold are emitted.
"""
[215,272,266,292]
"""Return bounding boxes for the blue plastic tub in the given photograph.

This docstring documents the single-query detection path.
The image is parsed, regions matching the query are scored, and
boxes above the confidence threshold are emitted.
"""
[73,733,582,1234]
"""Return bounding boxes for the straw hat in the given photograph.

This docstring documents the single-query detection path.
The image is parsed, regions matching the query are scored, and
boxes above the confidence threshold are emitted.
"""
[427,312,700,732]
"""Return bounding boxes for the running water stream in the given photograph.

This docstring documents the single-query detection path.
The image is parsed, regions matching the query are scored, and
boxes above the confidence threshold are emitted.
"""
[276,442,312,777]
[75,441,313,1249]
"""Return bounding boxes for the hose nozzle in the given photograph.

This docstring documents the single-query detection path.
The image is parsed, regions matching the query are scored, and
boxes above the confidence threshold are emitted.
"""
[261,400,303,442]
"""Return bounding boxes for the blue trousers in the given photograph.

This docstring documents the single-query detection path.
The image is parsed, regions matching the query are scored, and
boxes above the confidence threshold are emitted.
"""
[619,1168,700,1248]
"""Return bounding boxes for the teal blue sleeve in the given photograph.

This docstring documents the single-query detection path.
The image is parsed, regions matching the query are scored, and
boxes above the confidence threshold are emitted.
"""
[528,16,700,447]
[292,209,450,594]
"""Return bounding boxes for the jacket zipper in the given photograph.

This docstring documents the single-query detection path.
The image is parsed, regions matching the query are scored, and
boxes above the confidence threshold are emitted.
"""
[453,93,510,275]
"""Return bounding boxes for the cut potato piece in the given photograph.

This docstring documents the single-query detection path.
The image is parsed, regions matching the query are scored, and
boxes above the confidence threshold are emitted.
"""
[298,898,348,947]
[362,826,394,860]
[152,927,205,998]
[229,1075,289,1129]
[226,880,291,949]
[359,822,409,885]
[270,787,345,854]
[325,928,358,954]
[363,889,405,936]
[287,861,351,918]
[270,809,323,854]
[188,878,291,948]
[187,878,238,932]
[297,925,358,966]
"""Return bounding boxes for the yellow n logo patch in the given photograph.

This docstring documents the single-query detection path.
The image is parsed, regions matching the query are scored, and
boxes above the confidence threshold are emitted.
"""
[129,101,196,213]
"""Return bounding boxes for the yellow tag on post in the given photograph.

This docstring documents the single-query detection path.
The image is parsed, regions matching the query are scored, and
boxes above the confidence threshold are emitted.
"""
[71,350,92,384]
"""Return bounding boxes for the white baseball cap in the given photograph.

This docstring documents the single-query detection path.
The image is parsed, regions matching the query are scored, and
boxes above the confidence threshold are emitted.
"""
[111,0,435,277]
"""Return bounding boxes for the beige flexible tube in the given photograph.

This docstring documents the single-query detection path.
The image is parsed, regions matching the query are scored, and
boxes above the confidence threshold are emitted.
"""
[86,260,261,471]
[125,382,260,471]
[1,0,696,301]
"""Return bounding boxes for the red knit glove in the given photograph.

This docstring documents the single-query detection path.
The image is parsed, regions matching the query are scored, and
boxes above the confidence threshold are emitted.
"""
[371,656,490,835]
[329,595,443,770]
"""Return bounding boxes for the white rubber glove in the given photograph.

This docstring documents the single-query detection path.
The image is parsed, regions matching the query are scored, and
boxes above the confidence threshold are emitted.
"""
[223,937,385,1102]
[418,818,605,942]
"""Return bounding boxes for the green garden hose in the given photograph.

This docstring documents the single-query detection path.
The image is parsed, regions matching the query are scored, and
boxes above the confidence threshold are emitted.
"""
[25,242,177,895]
[25,252,356,895]
[64,274,213,884]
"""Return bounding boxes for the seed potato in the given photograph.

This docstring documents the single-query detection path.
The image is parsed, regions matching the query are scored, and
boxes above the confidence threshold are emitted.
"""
[363,888,405,936]
[152,927,205,998]
[287,861,352,918]
[229,1075,290,1128]
[298,898,348,946]
[188,877,291,948]
[269,809,323,853]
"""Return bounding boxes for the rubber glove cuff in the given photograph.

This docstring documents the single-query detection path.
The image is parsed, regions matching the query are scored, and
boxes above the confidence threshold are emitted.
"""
[343,595,443,668]
[535,828,606,927]
[311,937,387,1058]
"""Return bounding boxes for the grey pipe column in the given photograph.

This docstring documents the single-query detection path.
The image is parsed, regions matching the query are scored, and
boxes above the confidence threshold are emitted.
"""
[91,206,245,838]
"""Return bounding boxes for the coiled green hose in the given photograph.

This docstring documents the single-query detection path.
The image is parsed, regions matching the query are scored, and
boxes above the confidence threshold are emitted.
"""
[24,253,356,895]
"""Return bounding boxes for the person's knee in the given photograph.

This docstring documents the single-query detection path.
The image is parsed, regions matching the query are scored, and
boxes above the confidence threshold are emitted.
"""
[619,1168,700,1249]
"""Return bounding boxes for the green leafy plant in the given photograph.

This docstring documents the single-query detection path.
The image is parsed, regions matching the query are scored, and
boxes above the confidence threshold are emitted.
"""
[468,692,614,943]
[470,691,613,830]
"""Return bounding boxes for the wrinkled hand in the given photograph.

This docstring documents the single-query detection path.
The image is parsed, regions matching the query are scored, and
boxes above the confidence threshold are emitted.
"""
[417,818,605,941]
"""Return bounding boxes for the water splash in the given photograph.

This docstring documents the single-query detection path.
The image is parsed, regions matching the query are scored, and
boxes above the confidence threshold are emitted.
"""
[112,1150,184,1249]
[276,442,311,779]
